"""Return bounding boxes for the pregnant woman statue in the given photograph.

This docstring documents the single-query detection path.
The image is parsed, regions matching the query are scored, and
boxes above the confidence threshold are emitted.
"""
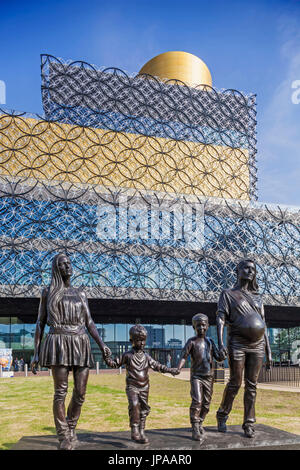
[216,259,272,438]
[31,253,111,450]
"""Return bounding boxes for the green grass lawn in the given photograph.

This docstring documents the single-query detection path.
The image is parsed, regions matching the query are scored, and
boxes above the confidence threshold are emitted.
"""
[1,372,300,449]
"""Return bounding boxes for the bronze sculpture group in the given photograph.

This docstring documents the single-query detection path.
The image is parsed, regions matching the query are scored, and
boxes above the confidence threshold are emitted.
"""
[31,254,271,449]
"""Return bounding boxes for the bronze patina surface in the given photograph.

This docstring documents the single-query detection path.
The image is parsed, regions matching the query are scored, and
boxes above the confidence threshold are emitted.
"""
[31,253,111,450]
[216,259,272,438]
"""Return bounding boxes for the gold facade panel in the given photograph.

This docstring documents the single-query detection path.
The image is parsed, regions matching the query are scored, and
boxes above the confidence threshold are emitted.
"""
[0,114,250,199]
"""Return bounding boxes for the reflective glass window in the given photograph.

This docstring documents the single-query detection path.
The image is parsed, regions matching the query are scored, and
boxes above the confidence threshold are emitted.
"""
[104,324,115,342]
[23,324,35,349]
[163,325,173,346]
[115,324,128,342]
[170,324,184,348]
[11,319,24,350]
[185,324,194,342]
[0,317,10,349]
[142,324,165,349]
[89,323,108,367]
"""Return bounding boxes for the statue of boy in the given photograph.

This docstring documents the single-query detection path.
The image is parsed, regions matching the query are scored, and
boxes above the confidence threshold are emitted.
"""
[104,324,179,444]
[177,313,223,441]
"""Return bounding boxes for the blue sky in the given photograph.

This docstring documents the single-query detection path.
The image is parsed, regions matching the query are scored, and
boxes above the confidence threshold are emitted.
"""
[1,0,300,206]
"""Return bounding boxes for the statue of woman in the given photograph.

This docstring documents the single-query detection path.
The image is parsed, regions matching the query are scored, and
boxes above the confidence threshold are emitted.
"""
[31,253,111,450]
[216,259,272,438]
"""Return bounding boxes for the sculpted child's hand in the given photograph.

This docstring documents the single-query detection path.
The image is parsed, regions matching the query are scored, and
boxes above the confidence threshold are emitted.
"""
[115,356,121,367]
[219,345,228,361]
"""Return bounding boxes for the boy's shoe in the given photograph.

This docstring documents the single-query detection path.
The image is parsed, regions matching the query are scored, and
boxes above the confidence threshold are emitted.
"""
[69,428,79,446]
[191,423,202,441]
[139,420,149,444]
[243,424,255,438]
[131,424,142,442]
[58,437,73,450]
[216,414,228,433]
[66,417,79,447]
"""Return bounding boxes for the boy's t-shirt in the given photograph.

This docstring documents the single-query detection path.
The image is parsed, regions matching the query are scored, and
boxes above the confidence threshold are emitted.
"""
[180,336,220,378]
[106,349,168,388]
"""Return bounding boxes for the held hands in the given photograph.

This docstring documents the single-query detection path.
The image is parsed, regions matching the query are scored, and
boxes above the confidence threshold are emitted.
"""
[103,352,120,368]
[169,368,180,376]
[30,354,39,375]
[219,345,228,361]
[101,346,112,359]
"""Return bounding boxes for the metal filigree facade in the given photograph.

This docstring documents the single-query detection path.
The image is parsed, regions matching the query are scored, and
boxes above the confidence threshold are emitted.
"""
[0,55,299,309]
[41,54,258,201]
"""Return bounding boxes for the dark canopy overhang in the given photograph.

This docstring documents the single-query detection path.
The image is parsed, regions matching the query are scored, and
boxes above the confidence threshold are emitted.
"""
[1,297,299,329]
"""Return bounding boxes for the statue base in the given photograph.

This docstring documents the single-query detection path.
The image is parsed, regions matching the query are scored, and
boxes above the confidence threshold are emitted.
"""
[11,424,300,450]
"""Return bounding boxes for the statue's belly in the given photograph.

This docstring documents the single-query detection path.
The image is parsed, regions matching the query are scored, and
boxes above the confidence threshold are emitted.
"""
[236,314,265,342]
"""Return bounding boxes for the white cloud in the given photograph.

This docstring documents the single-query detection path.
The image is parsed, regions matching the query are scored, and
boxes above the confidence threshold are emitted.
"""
[258,15,300,206]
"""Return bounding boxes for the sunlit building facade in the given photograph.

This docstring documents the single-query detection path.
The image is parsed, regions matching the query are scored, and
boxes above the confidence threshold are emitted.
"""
[0,52,299,368]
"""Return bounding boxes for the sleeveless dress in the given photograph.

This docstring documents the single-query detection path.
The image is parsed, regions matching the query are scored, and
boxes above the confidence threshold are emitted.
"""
[39,287,94,368]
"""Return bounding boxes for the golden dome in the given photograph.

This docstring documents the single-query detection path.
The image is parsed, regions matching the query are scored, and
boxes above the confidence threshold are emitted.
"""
[138,51,212,88]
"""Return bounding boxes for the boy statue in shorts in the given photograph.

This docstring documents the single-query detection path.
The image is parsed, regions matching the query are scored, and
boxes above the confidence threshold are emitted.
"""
[177,313,223,441]
[104,324,179,444]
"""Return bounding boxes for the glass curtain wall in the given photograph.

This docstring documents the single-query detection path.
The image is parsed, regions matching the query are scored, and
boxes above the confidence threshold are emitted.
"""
[0,317,281,370]
[90,322,221,369]
[0,317,49,370]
